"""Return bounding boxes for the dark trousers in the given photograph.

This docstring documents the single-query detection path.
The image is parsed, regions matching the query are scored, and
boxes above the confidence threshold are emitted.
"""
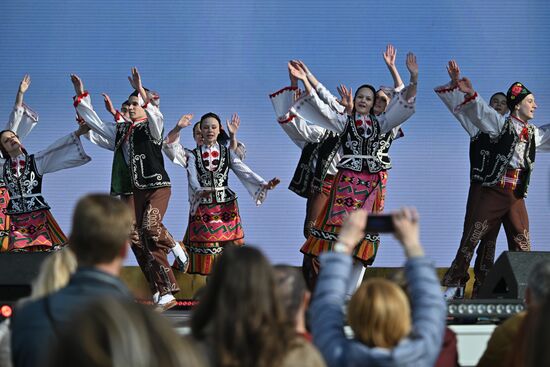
[442,183,530,294]
[133,187,180,296]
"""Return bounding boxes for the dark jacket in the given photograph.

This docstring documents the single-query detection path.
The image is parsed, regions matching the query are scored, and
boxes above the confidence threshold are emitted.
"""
[10,268,131,367]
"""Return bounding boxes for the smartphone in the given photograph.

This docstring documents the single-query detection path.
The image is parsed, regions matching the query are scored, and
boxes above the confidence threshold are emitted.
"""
[365,214,394,233]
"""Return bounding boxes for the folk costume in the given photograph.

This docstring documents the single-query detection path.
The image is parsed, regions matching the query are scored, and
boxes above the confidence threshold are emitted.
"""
[73,93,165,297]
[290,85,415,290]
[0,103,38,252]
[270,85,341,240]
[75,91,182,297]
[164,136,270,275]
[436,81,550,294]
[1,132,90,252]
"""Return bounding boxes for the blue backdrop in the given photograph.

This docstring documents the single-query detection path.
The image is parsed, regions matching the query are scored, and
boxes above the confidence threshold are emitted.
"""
[1,0,549,266]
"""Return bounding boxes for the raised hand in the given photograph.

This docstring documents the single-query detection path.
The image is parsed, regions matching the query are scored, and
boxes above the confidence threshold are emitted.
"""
[288,61,307,81]
[18,75,31,95]
[288,62,299,87]
[294,60,311,76]
[447,60,461,84]
[337,84,354,114]
[128,67,142,91]
[75,121,91,137]
[337,209,368,254]
[226,113,240,136]
[392,207,424,258]
[102,93,116,116]
[70,74,85,96]
[406,52,418,78]
[264,177,281,190]
[457,77,475,97]
[383,44,397,67]
[177,113,194,129]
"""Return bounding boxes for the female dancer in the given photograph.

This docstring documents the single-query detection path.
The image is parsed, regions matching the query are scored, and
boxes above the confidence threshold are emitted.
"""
[288,54,418,292]
[163,112,279,275]
[0,75,39,252]
[0,123,90,252]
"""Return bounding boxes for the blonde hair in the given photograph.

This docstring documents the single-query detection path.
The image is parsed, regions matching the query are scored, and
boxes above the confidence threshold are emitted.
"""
[30,248,77,300]
[347,278,411,348]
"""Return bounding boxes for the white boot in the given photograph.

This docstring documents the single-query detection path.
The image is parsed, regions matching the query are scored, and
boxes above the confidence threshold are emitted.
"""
[156,294,177,312]
[443,287,458,301]
[172,242,189,272]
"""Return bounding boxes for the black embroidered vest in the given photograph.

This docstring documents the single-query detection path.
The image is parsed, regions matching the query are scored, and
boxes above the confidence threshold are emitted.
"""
[193,145,237,204]
[469,117,536,197]
[337,115,393,173]
[289,131,341,198]
[3,155,50,215]
[114,120,171,190]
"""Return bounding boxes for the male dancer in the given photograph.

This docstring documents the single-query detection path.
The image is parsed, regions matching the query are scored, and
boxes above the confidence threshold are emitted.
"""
[436,60,550,299]
[73,69,187,310]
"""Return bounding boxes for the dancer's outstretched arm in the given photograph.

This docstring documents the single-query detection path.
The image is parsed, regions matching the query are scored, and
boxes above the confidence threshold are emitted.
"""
[383,44,404,89]
[129,67,164,140]
[7,75,38,139]
[163,113,193,168]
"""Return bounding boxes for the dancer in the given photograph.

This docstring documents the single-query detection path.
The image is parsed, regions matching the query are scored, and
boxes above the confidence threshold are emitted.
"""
[0,123,91,252]
[288,53,418,293]
[73,68,187,310]
[436,60,550,299]
[436,63,511,298]
[0,75,39,252]
[163,112,280,275]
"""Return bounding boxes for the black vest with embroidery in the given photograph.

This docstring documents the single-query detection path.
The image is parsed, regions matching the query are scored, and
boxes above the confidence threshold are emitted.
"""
[338,115,393,173]
[289,131,341,198]
[114,120,171,190]
[3,155,50,215]
[193,145,237,204]
[469,117,536,197]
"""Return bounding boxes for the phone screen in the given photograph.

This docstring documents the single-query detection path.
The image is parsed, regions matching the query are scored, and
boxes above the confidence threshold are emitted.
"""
[365,214,394,233]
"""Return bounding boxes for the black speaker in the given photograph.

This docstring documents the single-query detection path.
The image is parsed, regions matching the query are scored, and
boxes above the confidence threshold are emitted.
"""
[0,252,51,302]
[478,251,550,299]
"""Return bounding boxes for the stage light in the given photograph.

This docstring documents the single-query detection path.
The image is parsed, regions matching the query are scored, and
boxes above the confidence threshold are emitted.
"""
[1,305,12,318]
[447,299,525,321]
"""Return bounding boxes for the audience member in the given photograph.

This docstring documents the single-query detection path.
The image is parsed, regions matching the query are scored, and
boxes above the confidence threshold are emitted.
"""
[525,294,550,367]
[191,245,326,367]
[274,265,311,339]
[0,248,77,367]
[309,208,447,367]
[10,194,134,367]
[46,297,206,367]
[477,260,550,367]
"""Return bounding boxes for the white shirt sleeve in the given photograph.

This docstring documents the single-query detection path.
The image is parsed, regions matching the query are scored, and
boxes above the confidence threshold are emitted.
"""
[143,102,164,141]
[315,83,346,114]
[230,153,269,205]
[6,103,39,140]
[434,82,480,137]
[233,141,247,161]
[457,93,507,139]
[290,90,348,134]
[534,124,550,151]
[84,130,115,151]
[74,93,118,144]
[34,132,91,175]
[162,136,188,168]
[377,86,416,134]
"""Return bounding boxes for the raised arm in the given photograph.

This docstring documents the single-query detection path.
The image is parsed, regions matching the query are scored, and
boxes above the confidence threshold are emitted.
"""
[71,75,118,144]
[163,113,193,168]
[455,76,506,138]
[226,113,248,159]
[383,44,404,89]
[129,68,164,140]
[7,75,39,140]
[230,153,279,205]
[34,129,92,175]
[434,61,479,137]
[377,54,417,134]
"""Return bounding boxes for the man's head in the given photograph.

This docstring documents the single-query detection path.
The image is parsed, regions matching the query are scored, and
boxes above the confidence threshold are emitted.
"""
[507,82,537,121]
[526,261,550,307]
[69,194,133,268]
[489,92,508,116]
[273,265,310,332]
[120,101,130,119]
[127,92,147,121]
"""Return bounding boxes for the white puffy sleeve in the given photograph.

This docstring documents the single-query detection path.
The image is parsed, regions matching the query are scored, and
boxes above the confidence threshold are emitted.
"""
[34,132,91,175]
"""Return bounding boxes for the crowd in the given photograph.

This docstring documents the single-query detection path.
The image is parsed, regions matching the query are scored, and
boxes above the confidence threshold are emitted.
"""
[0,193,547,366]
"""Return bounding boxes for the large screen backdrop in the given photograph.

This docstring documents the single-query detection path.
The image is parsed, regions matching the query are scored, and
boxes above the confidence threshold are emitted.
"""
[1,0,549,266]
